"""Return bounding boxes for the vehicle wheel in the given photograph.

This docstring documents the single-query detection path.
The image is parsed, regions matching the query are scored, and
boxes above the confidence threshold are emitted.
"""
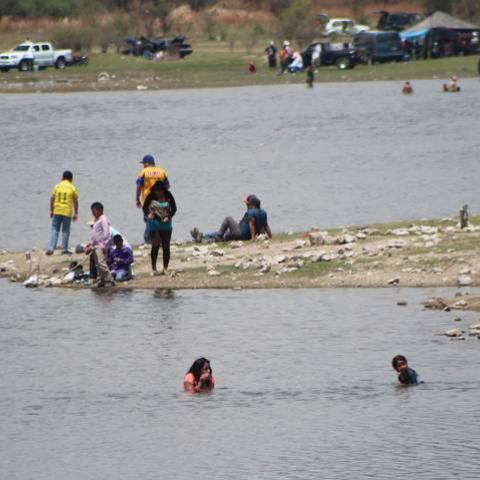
[18,60,31,72]
[55,57,66,69]
[0,67,10,73]
[336,57,351,70]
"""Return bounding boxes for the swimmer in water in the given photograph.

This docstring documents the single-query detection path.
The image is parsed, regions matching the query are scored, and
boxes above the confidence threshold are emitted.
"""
[392,355,419,385]
[184,357,215,393]
[402,81,413,94]
[443,75,460,92]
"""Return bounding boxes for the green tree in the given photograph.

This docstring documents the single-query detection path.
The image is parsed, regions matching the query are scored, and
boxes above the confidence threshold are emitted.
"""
[279,0,317,46]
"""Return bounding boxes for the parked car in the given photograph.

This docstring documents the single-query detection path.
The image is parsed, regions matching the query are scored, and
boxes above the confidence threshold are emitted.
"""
[324,18,370,36]
[377,11,423,32]
[353,32,405,64]
[0,42,73,72]
[121,35,193,59]
[302,42,363,70]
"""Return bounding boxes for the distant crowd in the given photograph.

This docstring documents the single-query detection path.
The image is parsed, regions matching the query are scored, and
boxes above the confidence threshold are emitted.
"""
[46,155,271,287]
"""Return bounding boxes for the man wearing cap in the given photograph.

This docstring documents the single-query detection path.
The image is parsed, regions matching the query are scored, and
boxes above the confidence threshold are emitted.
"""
[191,195,272,242]
[135,154,169,208]
[135,154,169,242]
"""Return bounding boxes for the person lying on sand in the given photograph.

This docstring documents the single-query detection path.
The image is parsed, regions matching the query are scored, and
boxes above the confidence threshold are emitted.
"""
[190,195,272,243]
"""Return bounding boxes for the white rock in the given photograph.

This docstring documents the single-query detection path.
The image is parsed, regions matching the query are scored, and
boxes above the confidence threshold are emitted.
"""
[420,225,439,234]
[459,267,471,275]
[211,249,224,257]
[294,240,307,249]
[23,274,39,287]
[322,254,339,261]
[388,228,409,236]
[207,270,220,276]
[133,250,143,258]
[274,255,287,264]
[308,231,326,246]
[387,240,406,248]
[336,234,356,244]
[230,241,243,248]
[259,264,271,273]
[457,275,473,286]
[356,232,367,240]
[136,85,148,90]
[445,328,464,337]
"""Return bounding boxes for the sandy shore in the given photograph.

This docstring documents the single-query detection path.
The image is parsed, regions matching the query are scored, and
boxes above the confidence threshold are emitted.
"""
[2,217,480,295]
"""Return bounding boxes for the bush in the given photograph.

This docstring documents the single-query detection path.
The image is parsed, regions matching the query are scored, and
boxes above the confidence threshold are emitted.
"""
[278,0,317,46]
[52,25,93,53]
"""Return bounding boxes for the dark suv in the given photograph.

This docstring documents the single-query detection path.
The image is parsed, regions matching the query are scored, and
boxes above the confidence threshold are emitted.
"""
[377,11,422,32]
[302,42,362,70]
[353,32,404,64]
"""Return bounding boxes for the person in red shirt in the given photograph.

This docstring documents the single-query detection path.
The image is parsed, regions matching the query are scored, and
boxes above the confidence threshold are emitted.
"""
[183,358,215,393]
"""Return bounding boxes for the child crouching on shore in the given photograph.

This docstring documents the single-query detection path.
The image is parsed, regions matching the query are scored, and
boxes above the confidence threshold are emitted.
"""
[392,355,419,385]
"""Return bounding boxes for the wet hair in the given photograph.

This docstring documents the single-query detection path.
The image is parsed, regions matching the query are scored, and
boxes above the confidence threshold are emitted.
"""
[113,234,123,243]
[392,355,407,371]
[90,202,104,213]
[187,357,212,383]
[62,171,73,181]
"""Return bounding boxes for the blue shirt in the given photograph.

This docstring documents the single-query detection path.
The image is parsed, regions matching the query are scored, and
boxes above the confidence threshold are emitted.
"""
[239,208,268,239]
[398,368,418,385]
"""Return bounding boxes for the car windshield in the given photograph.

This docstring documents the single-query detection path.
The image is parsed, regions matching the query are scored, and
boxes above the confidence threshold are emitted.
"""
[13,45,30,52]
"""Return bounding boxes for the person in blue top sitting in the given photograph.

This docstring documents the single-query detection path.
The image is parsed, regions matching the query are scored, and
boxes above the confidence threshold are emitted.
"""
[392,355,419,385]
[191,195,272,242]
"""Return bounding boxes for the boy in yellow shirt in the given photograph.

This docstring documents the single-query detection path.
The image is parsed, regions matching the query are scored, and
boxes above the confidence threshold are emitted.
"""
[46,171,79,255]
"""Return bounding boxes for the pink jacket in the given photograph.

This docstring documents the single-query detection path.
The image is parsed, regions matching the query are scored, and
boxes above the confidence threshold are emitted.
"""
[91,214,110,249]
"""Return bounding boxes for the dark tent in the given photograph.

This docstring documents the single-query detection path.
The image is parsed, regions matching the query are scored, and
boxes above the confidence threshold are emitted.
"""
[401,11,480,58]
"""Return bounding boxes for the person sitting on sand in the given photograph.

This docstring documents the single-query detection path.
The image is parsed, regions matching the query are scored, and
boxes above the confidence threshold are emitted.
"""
[184,358,215,393]
[107,234,133,282]
[143,182,176,275]
[392,355,419,385]
[190,195,272,243]
[85,202,115,288]
[402,81,413,95]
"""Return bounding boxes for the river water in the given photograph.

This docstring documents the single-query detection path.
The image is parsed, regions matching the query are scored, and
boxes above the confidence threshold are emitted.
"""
[1,78,480,250]
[1,284,480,479]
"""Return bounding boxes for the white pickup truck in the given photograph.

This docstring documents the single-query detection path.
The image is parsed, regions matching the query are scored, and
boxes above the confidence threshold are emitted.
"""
[0,42,73,72]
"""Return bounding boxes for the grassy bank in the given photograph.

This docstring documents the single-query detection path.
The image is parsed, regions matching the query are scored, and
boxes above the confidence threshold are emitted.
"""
[1,40,479,93]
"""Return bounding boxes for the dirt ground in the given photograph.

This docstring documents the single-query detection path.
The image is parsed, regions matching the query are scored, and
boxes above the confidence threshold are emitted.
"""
[2,217,480,296]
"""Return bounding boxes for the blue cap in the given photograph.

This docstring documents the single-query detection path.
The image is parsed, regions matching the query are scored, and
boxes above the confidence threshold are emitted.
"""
[141,154,155,164]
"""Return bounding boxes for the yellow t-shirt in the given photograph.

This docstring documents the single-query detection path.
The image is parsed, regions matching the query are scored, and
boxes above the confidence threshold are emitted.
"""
[52,180,78,217]
[138,166,168,203]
